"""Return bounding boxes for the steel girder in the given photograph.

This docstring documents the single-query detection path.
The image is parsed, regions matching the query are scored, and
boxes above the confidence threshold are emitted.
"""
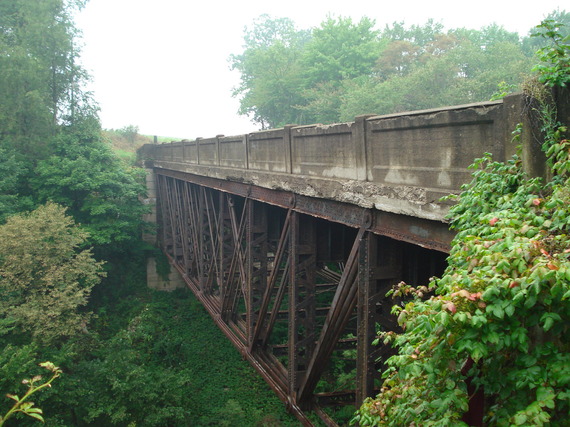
[154,171,445,425]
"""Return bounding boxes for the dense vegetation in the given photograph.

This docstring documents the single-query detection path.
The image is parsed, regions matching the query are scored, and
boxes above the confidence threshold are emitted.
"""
[231,10,569,129]
[0,1,296,425]
[354,20,570,426]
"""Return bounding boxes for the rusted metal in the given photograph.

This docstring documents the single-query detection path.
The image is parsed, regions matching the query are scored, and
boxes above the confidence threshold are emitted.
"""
[246,200,268,345]
[297,227,365,404]
[155,169,453,252]
[355,233,403,406]
[153,171,450,426]
[250,209,292,349]
[289,212,317,407]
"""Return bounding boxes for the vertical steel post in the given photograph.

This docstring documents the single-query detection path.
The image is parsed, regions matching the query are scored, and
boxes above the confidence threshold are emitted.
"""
[247,201,268,346]
[288,212,317,406]
[356,231,377,406]
[356,235,403,407]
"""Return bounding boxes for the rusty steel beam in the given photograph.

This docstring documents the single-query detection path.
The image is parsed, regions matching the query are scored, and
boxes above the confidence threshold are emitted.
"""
[356,235,404,406]
[296,227,365,404]
[356,231,377,406]
[153,170,452,426]
[250,209,292,350]
[246,200,269,345]
[154,169,453,252]
[167,253,313,426]
[288,212,317,405]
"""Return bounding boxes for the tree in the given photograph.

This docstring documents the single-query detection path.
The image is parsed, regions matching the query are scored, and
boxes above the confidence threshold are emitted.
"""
[231,16,536,126]
[340,22,533,119]
[0,147,32,223]
[230,15,309,128]
[381,19,445,47]
[0,203,105,344]
[31,118,149,254]
[301,16,381,85]
[298,16,382,123]
[0,0,91,158]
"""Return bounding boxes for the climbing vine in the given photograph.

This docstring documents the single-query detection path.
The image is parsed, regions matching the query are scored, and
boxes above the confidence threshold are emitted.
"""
[353,20,570,426]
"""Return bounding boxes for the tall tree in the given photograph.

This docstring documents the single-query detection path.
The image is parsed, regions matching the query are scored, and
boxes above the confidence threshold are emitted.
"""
[230,15,309,129]
[31,118,149,254]
[341,22,532,119]
[298,16,382,123]
[0,0,90,158]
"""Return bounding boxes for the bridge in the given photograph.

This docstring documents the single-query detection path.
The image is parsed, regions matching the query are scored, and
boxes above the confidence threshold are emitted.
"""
[137,93,545,425]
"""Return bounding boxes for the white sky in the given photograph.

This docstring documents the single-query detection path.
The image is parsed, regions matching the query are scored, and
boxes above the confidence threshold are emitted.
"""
[76,0,566,139]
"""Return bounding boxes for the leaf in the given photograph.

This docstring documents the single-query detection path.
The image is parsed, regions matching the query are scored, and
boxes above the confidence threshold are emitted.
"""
[514,413,528,425]
[26,412,45,422]
[493,305,504,319]
[537,386,555,402]
[543,316,554,332]
[540,313,561,332]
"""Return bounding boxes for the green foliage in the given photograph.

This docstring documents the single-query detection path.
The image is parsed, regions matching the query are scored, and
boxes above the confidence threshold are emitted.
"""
[0,2,277,426]
[532,19,570,87]
[490,81,518,100]
[0,362,62,426]
[0,0,90,158]
[0,147,33,223]
[353,21,570,426]
[297,16,382,123]
[230,15,309,128]
[46,283,299,426]
[0,203,105,345]
[31,120,149,252]
[231,15,538,127]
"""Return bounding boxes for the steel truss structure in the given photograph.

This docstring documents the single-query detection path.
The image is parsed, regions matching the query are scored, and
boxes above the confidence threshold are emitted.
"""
[155,170,449,425]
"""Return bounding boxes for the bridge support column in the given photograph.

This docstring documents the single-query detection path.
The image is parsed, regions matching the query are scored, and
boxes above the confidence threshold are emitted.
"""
[356,234,403,406]
[247,201,268,346]
[147,174,184,291]
[288,212,317,406]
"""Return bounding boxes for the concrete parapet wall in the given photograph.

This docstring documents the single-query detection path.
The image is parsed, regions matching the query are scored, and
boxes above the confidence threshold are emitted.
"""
[139,93,552,222]
[248,128,289,172]
[365,101,505,201]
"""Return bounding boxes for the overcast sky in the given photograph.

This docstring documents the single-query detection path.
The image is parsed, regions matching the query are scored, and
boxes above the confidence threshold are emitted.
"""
[76,0,565,139]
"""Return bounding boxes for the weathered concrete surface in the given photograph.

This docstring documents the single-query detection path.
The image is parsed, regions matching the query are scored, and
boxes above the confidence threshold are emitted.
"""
[139,93,555,223]
[146,257,185,291]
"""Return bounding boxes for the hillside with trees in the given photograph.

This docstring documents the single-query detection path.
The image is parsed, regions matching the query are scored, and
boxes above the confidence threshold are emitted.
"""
[231,10,569,129]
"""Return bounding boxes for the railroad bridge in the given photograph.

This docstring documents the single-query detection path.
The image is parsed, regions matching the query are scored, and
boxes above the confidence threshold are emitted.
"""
[138,93,547,425]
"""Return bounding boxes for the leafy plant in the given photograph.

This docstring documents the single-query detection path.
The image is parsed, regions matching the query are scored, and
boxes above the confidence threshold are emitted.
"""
[532,19,570,87]
[490,81,518,100]
[353,20,570,426]
[0,203,105,345]
[0,362,62,426]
